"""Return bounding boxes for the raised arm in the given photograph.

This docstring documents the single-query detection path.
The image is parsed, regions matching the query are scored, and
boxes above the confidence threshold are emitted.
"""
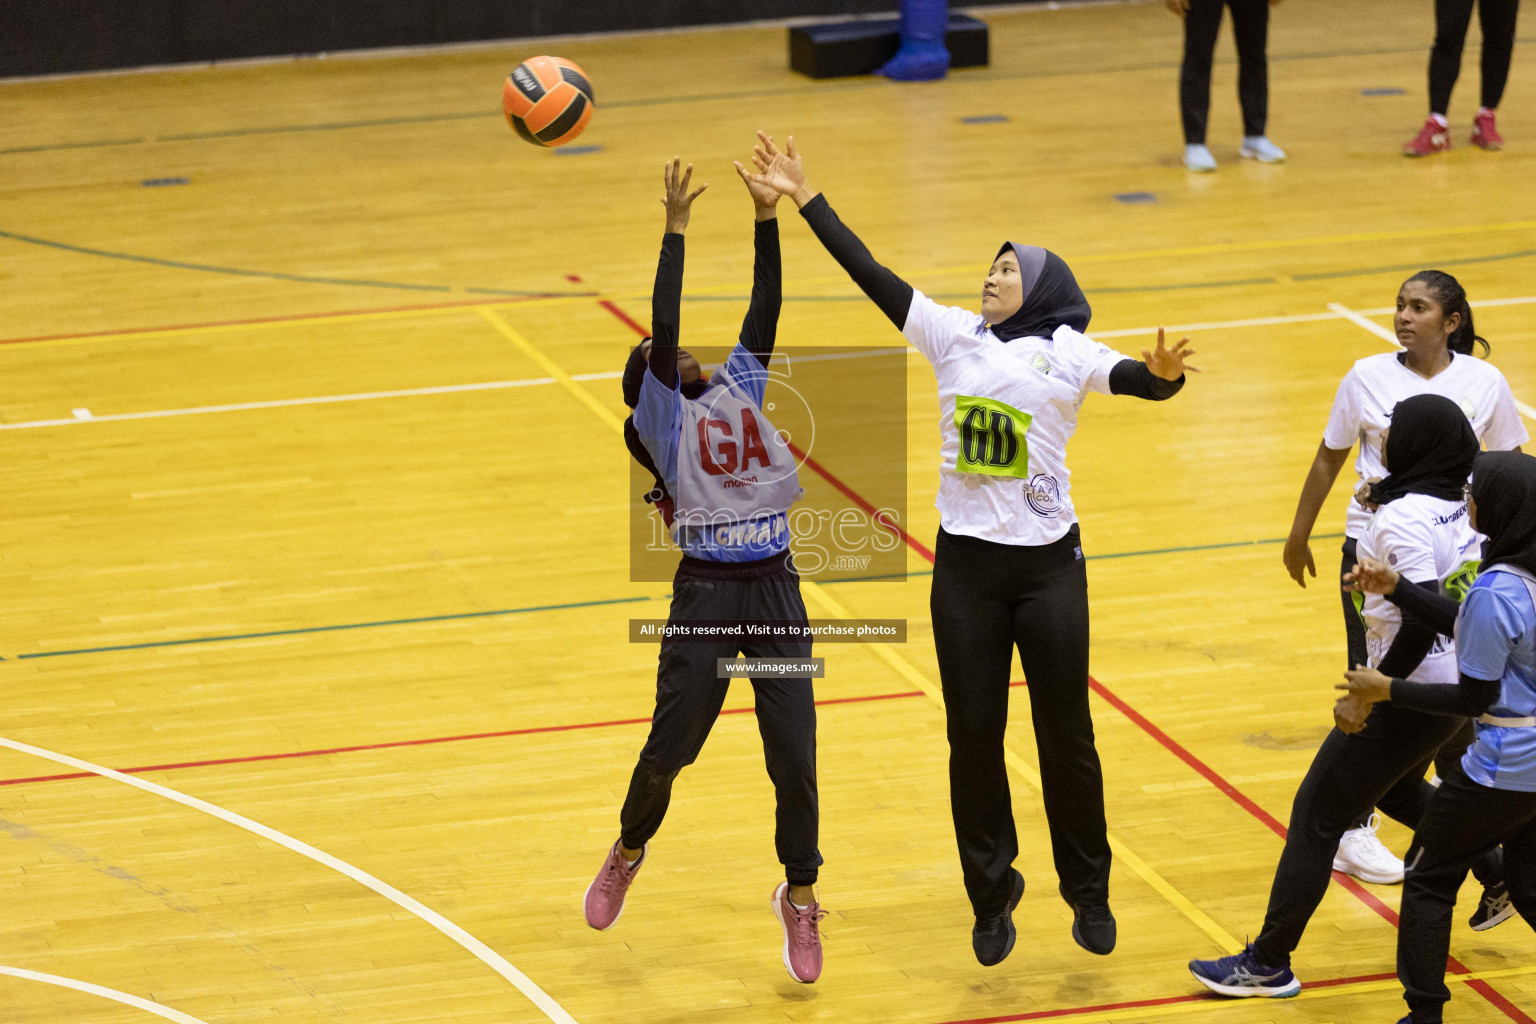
[1108,327,1197,400]
[734,161,783,366]
[648,157,707,390]
[737,131,914,329]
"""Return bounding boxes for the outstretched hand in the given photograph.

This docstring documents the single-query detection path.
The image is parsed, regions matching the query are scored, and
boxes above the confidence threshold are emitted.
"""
[1343,556,1399,596]
[736,130,817,207]
[1144,327,1199,380]
[662,157,708,234]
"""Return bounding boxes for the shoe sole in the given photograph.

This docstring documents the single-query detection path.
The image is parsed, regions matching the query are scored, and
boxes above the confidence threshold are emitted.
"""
[1071,915,1116,956]
[1470,904,1517,931]
[1331,859,1403,885]
[771,883,821,984]
[1239,150,1285,163]
[1189,968,1301,999]
[1472,139,1504,151]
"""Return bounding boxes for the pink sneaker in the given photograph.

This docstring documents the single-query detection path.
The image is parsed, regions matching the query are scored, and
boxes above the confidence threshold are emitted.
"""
[771,882,827,983]
[583,842,644,930]
[1404,117,1451,157]
[1472,110,1504,150]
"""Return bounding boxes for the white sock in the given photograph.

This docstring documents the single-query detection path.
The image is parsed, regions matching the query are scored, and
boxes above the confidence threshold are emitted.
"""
[1431,112,1449,127]
[790,898,809,910]
[1480,106,1495,117]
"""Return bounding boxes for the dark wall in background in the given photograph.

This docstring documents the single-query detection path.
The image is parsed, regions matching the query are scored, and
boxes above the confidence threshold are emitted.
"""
[2,0,1032,78]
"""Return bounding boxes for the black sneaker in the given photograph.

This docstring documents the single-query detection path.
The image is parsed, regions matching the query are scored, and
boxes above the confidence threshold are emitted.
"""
[972,868,1025,966]
[1069,900,1117,955]
[1469,880,1516,931]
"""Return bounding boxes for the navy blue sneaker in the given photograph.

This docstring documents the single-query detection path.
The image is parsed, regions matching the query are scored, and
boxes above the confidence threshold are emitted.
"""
[1188,944,1300,997]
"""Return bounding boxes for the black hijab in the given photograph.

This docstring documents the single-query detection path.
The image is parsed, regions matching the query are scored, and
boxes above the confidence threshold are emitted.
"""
[1366,394,1477,507]
[621,338,709,408]
[988,243,1092,342]
[1471,450,1536,577]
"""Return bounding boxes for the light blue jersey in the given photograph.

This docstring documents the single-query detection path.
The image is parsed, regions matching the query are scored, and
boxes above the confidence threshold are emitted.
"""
[1457,567,1536,792]
[633,343,798,562]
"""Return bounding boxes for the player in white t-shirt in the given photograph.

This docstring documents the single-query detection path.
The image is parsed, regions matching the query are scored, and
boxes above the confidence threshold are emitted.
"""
[1280,270,1526,882]
[1192,395,1489,998]
[741,132,1196,966]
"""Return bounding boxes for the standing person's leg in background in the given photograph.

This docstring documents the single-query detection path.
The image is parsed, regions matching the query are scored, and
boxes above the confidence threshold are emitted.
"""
[1397,768,1536,1023]
[931,528,1027,966]
[1407,0,1475,154]
[1472,0,1521,148]
[1229,0,1285,162]
[1333,537,1408,883]
[1176,0,1225,170]
[1011,526,1116,954]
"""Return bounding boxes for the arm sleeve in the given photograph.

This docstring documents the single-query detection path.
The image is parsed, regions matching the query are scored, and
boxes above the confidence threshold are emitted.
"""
[1483,376,1531,450]
[1375,582,1441,677]
[739,218,781,367]
[1322,368,1362,451]
[1390,673,1502,717]
[1385,575,1460,636]
[798,193,914,330]
[1108,359,1186,401]
[647,232,685,390]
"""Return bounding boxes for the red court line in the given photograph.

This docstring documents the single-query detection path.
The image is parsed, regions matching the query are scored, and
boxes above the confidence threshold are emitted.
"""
[0,685,952,788]
[0,293,590,347]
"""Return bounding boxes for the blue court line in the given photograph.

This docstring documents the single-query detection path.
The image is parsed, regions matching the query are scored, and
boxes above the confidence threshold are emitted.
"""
[13,596,653,660]
[0,228,585,296]
[5,533,1346,661]
[1295,249,1536,282]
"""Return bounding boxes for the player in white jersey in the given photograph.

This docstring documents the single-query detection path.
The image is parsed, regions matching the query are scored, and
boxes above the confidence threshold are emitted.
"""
[1339,450,1536,1024]
[585,159,827,984]
[1281,270,1526,883]
[740,132,1196,966]
[1190,395,1490,998]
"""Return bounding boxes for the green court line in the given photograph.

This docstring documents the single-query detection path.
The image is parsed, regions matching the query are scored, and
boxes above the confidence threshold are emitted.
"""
[1295,249,1536,282]
[0,227,588,297]
[0,136,146,155]
[4,533,1344,661]
[683,275,1279,304]
[12,596,654,660]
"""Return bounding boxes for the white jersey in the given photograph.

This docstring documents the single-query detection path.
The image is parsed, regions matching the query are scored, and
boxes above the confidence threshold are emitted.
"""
[902,290,1129,546]
[1323,351,1526,538]
[1356,493,1482,684]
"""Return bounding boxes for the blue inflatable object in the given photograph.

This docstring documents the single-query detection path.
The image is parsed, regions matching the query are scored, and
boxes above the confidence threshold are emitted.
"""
[878,0,951,81]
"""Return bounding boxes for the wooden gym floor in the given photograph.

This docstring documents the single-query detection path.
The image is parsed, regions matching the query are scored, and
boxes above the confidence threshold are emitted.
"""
[1,0,1534,1021]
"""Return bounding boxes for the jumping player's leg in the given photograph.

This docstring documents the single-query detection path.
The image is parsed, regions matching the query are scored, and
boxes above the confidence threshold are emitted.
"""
[1011,527,1114,953]
[932,529,1024,921]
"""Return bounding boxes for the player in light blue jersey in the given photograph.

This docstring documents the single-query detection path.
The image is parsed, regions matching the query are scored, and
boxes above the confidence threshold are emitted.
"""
[1339,450,1536,1024]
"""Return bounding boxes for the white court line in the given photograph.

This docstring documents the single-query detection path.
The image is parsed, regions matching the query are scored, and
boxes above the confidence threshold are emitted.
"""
[1331,300,1536,422]
[0,735,580,1024]
[0,964,210,1024]
[3,297,1534,432]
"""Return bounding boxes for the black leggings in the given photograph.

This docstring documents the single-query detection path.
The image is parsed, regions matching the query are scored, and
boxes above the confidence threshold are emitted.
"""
[1179,0,1271,143]
[619,560,822,885]
[1399,767,1536,1022]
[930,525,1110,918]
[1429,0,1521,114]
[1252,702,1501,966]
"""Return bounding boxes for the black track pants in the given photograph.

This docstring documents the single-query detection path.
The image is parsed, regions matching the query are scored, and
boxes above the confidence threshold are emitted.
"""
[930,525,1110,918]
[1179,0,1271,143]
[619,559,823,885]
[1429,0,1521,114]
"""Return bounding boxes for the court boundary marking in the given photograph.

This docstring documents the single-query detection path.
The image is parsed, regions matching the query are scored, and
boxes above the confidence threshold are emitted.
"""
[0,963,211,1024]
[0,735,581,1024]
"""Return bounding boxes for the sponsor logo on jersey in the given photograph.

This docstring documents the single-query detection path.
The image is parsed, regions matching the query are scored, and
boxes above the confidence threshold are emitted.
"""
[1030,352,1053,376]
[1023,473,1062,518]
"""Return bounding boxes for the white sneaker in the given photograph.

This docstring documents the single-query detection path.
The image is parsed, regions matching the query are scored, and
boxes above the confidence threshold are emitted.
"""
[1183,144,1217,172]
[1240,135,1286,163]
[1333,814,1405,884]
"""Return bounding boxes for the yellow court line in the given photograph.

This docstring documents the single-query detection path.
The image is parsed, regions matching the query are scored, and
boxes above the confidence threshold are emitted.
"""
[474,307,625,433]
[799,580,1244,955]
[480,299,1247,955]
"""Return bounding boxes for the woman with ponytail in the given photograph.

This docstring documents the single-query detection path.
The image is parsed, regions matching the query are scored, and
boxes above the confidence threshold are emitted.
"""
[1281,269,1526,890]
